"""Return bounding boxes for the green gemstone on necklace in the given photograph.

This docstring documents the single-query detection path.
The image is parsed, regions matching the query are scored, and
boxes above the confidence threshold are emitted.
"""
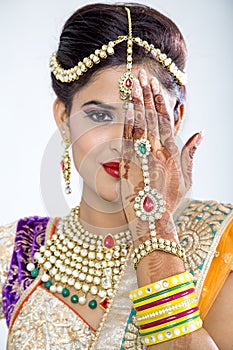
[62,287,70,297]
[139,143,146,154]
[71,294,79,303]
[44,280,52,289]
[88,299,97,309]
[31,268,39,278]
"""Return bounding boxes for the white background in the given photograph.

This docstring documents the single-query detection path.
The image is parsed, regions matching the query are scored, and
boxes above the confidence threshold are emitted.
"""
[0,0,232,347]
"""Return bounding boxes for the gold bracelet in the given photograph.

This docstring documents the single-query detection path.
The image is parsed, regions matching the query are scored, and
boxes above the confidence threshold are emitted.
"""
[132,237,186,269]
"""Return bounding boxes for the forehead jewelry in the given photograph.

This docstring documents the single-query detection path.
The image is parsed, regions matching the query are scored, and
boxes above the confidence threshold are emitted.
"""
[50,8,187,99]
[118,7,135,101]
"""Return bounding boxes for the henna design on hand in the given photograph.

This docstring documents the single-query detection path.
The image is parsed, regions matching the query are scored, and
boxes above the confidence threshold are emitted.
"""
[120,69,203,242]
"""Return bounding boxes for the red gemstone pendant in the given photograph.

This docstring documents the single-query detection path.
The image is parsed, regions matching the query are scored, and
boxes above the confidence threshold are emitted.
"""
[143,196,154,212]
[100,297,111,310]
[125,78,132,88]
[104,234,115,249]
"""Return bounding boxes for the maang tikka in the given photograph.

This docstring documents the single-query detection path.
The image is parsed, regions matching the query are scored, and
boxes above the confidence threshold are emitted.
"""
[50,8,187,92]
[118,7,135,101]
[61,137,72,194]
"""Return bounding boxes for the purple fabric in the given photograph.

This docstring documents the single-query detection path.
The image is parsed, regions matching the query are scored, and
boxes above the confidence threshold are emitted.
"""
[2,216,49,326]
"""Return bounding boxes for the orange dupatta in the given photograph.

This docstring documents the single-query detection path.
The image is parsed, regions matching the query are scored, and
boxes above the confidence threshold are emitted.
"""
[198,218,233,319]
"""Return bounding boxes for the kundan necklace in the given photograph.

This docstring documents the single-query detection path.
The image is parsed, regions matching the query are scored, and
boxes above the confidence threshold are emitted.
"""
[27,206,132,311]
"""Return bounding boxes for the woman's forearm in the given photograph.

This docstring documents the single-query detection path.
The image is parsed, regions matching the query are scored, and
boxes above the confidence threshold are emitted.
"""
[132,220,219,349]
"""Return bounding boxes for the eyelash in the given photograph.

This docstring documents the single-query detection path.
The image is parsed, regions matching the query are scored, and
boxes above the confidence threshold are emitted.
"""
[84,110,114,123]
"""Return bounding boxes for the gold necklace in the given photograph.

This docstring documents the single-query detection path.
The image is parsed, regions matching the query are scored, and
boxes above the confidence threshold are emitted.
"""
[27,206,132,311]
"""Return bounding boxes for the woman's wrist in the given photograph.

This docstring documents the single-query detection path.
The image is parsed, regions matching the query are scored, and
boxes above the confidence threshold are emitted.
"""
[128,211,180,247]
[128,211,185,286]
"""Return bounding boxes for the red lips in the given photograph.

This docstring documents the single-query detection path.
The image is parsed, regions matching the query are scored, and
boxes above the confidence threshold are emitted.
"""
[102,162,120,179]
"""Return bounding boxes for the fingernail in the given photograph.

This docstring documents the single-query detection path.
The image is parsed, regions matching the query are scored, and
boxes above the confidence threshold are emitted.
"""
[139,69,148,86]
[151,77,160,92]
[200,129,205,136]
[196,130,204,145]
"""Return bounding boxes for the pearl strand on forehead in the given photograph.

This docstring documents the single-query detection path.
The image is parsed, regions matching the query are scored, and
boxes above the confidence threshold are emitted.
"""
[27,206,133,310]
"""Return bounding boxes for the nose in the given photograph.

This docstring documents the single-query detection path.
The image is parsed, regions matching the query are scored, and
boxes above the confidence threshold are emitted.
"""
[108,123,124,154]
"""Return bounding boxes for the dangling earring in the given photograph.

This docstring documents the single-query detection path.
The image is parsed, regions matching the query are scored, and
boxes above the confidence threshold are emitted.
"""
[61,137,72,194]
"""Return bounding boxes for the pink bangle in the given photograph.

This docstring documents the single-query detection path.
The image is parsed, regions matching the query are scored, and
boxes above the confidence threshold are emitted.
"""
[140,306,199,330]
[136,288,195,312]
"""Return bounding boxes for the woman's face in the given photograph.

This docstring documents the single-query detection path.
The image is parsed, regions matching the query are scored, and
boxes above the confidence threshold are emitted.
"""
[65,65,177,205]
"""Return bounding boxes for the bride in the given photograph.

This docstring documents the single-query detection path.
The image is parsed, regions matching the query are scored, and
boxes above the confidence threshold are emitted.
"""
[1,3,233,349]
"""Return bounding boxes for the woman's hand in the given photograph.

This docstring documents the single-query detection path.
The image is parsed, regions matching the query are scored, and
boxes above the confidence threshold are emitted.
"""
[120,69,203,242]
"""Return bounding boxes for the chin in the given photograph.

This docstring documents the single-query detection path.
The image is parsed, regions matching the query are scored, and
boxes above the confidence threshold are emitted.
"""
[98,188,121,203]
[99,181,121,201]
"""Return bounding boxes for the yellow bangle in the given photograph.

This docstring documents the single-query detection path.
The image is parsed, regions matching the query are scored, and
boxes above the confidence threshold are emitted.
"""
[139,309,200,335]
[140,316,202,346]
[136,294,198,325]
[129,271,193,302]
[133,282,195,308]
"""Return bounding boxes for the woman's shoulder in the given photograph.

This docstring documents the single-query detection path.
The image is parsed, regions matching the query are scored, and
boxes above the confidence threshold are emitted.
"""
[175,198,233,224]
[0,215,51,253]
[0,215,51,233]
[0,215,51,271]
[0,215,52,321]
[175,198,233,278]
[175,198,233,248]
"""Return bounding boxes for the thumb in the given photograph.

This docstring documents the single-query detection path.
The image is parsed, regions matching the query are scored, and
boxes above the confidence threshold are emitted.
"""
[181,130,204,189]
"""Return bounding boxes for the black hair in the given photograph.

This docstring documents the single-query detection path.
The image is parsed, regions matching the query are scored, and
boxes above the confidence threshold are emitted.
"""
[51,3,187,116]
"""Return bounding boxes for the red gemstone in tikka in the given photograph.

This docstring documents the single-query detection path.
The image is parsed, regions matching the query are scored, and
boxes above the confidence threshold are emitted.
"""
[143,196,154,212]
[61,160,65,171]
[100,297,111,310]
[104,234,115,249]
[125,78,132,88]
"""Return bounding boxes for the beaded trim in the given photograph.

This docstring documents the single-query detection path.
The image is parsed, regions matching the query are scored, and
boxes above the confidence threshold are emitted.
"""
[50,7,186,85]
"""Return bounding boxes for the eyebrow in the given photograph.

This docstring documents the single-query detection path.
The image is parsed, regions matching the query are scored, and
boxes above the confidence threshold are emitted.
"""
[81,100,117,111]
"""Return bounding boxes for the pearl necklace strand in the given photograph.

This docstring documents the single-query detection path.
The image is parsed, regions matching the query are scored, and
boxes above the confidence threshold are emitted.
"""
[27,206,132,310]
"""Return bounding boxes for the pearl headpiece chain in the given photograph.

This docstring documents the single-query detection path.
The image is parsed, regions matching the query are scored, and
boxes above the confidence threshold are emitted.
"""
[49,7,187,94]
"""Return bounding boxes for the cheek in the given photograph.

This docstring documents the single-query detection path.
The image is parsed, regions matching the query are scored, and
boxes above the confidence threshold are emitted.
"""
[71,125,117,173]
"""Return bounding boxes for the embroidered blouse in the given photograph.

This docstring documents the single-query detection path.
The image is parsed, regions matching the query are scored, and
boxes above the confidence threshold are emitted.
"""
[1,199,233,349]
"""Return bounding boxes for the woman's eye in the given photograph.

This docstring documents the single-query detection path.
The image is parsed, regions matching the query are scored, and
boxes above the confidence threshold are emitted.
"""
[84,110,114,123]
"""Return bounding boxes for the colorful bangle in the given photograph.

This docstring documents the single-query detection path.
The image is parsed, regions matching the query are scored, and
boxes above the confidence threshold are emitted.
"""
[136,295,197,324]
[139,308,200,334]
[132,236,186,269]
[140,312,201,336]
[133,281,194,308]
[140,315,203,346]
[135,287,195,312]
[129,272,202,344]
[129,271,193,302]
